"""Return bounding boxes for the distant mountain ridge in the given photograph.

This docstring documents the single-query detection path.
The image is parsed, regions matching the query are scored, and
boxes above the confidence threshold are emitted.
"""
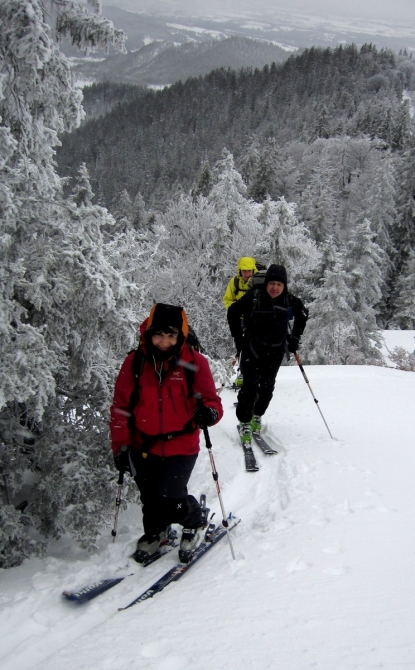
[74,36,290,86]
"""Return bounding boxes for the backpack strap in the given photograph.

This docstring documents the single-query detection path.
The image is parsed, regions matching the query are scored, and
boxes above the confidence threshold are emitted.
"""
[137,417,198,457]
[127,348,145,436]
[234,276,239,293]
[250,288,261,318]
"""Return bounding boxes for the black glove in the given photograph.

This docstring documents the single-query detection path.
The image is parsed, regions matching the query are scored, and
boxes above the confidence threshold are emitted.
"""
[234,336,244,356]
[287,336,300,354]
[113,445,131,473]
[194,404,219,428]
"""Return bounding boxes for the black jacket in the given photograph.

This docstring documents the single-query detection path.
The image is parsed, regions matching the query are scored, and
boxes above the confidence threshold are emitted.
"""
[227,286,308,352]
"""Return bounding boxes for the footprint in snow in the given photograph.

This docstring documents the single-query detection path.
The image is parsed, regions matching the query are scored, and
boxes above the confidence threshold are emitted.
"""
[287,557,311,573]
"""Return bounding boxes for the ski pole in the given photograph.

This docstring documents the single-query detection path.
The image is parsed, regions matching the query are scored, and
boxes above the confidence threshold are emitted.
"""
[294,353,334,439]
[111,445,128,542]
[194,394,236,560]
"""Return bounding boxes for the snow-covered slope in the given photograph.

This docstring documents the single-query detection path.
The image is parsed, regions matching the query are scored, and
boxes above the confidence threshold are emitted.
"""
[1,354,415,669]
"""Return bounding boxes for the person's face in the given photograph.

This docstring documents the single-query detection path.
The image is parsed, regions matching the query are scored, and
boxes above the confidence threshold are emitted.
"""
[151,328,179,351]
[266,281,284,299]
[241,269,253,281]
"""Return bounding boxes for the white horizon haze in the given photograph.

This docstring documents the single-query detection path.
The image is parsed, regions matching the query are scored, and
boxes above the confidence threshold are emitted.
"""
[102,0,415,24]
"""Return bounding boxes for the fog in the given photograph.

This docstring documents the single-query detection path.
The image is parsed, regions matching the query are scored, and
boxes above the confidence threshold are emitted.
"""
[103,0,415,23]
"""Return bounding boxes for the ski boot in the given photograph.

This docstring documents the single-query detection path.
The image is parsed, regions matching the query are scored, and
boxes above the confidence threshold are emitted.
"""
[235,373,243,388]
[232,373,243,390]
[239,422,252,445]
[250,415,262,433]
[133,526,177,564]
[179,528,201,564]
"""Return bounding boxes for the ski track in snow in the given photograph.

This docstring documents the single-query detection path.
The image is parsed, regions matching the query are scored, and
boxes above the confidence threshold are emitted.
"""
[1,353,415,669]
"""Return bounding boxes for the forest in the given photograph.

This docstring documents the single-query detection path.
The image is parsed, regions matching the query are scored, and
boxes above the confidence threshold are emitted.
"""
[1,0,414,568]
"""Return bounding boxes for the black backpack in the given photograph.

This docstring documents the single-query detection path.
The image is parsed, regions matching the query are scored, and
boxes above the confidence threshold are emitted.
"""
[186,324,205,355]
[247,268,268,291]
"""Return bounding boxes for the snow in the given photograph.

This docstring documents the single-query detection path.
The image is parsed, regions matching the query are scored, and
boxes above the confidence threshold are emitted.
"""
[380,329,415,366]
[1,332,415,669]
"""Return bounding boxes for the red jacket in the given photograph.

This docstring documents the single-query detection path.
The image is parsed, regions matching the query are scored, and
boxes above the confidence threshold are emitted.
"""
[110,344,223,458]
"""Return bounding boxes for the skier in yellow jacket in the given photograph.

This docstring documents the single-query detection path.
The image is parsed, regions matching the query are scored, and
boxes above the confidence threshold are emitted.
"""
[223,257,258,310]
[223,257,257,388]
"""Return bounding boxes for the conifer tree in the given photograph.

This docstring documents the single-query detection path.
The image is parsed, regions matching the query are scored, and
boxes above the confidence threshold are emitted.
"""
[113,188,133,232]
[131,191,148,229]
[299,149,340,244]
[192,159,213,199]
[391,250,415,329]
[343,219,384,360]
[247,140,280,203]
[302,255,364,365]
[255,198,321,296]
[209,149,250,232]
[0,0,130,567]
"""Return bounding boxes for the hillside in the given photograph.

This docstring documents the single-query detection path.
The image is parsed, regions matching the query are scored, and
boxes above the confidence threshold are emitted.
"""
[73,36,289,87]
[1,351,415,669]
[58,44,414,207]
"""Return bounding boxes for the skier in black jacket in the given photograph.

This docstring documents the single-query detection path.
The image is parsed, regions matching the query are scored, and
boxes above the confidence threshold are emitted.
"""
[227,264,308,444]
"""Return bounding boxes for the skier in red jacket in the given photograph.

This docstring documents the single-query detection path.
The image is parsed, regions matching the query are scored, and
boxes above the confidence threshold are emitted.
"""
[110,303,223,562]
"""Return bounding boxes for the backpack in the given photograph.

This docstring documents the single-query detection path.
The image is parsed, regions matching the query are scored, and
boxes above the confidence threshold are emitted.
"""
[186,324,205,355]
[247,268,268,292]
[233,260,268,294]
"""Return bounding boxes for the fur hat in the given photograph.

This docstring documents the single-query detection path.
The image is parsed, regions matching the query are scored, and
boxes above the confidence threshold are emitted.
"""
[146,303,188,336]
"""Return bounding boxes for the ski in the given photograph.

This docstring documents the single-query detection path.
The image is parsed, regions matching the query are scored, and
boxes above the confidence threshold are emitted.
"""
[252,431,278,455]
[63,577,127,603]
[237,425,259,472]
[242,443,259,471]
[118,515,241,611]
[63,495,209,604]
[63,533,179,603]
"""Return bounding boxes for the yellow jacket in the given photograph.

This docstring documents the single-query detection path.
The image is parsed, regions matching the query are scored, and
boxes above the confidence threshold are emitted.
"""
[223,257,258,310]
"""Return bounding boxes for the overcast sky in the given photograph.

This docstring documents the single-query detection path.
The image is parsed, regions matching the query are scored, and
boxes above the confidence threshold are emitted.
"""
[108,0,415,23]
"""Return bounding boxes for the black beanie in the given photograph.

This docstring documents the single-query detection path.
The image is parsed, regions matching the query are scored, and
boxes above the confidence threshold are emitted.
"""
[264,264,287,286]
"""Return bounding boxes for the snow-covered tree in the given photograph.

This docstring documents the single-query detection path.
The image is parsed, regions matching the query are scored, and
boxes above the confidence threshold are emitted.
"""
[146,194,237,358]
[254,198,321,297]
[391,250,415,329]
[302,255,365,365]
[298,146,340,244]
[131,191,148,230]
[209,149,251,232]
[343,219,384,361]
[0,0,131,567]
[192,159,213,199]
[304,228,384,366]
[112,188,133,232]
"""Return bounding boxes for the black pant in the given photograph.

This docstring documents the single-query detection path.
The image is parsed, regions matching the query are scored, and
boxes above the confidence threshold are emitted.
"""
[236,343,285,424]
[129,451,202,538]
